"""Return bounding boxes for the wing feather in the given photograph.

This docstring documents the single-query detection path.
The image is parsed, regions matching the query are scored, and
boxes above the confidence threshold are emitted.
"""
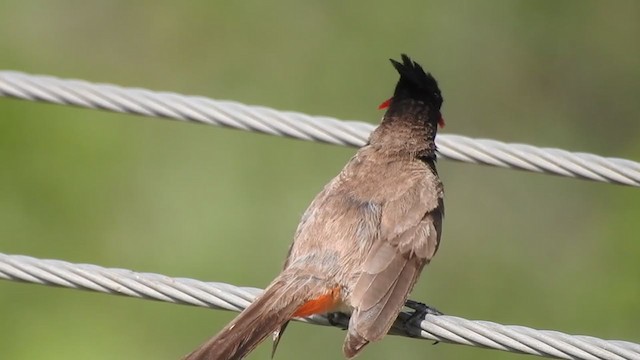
[344,175,443,358]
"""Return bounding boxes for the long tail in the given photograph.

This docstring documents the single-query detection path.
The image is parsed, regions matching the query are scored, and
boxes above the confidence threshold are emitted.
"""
[184,273,322,360]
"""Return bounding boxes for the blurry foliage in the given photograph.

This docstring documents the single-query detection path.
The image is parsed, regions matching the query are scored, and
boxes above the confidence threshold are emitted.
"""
[0,1,638,359]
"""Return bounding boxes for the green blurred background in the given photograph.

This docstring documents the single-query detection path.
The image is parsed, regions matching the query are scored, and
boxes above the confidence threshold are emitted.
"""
[0,1,638,359]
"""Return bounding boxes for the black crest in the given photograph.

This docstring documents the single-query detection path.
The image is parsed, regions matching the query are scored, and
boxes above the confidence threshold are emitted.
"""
[390,54,443,111]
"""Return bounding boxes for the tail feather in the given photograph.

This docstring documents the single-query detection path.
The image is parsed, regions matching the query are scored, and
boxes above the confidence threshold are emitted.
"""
[184,275,317,360]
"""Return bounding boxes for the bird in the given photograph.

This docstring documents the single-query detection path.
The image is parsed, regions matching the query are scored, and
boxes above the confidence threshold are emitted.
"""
[184,54,445,360]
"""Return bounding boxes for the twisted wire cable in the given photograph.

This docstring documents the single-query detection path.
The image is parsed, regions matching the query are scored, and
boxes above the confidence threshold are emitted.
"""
[0,253,638,360]
[1,71,639,187]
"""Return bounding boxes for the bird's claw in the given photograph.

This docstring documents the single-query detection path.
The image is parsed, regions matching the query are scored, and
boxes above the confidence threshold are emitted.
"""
[326,312,349,330]
[403,299,443,344]
[404,299,443,317]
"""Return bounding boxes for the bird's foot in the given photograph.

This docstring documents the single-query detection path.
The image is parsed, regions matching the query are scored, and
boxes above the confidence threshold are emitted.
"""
[404,299,443,317]
[326,312,349,330]
[403,299,443,344]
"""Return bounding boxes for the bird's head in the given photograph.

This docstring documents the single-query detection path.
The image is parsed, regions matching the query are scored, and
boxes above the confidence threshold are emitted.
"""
[379,54,444,129]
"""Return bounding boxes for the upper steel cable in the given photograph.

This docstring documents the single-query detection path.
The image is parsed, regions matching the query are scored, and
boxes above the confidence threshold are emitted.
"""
[0,71,638,186]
